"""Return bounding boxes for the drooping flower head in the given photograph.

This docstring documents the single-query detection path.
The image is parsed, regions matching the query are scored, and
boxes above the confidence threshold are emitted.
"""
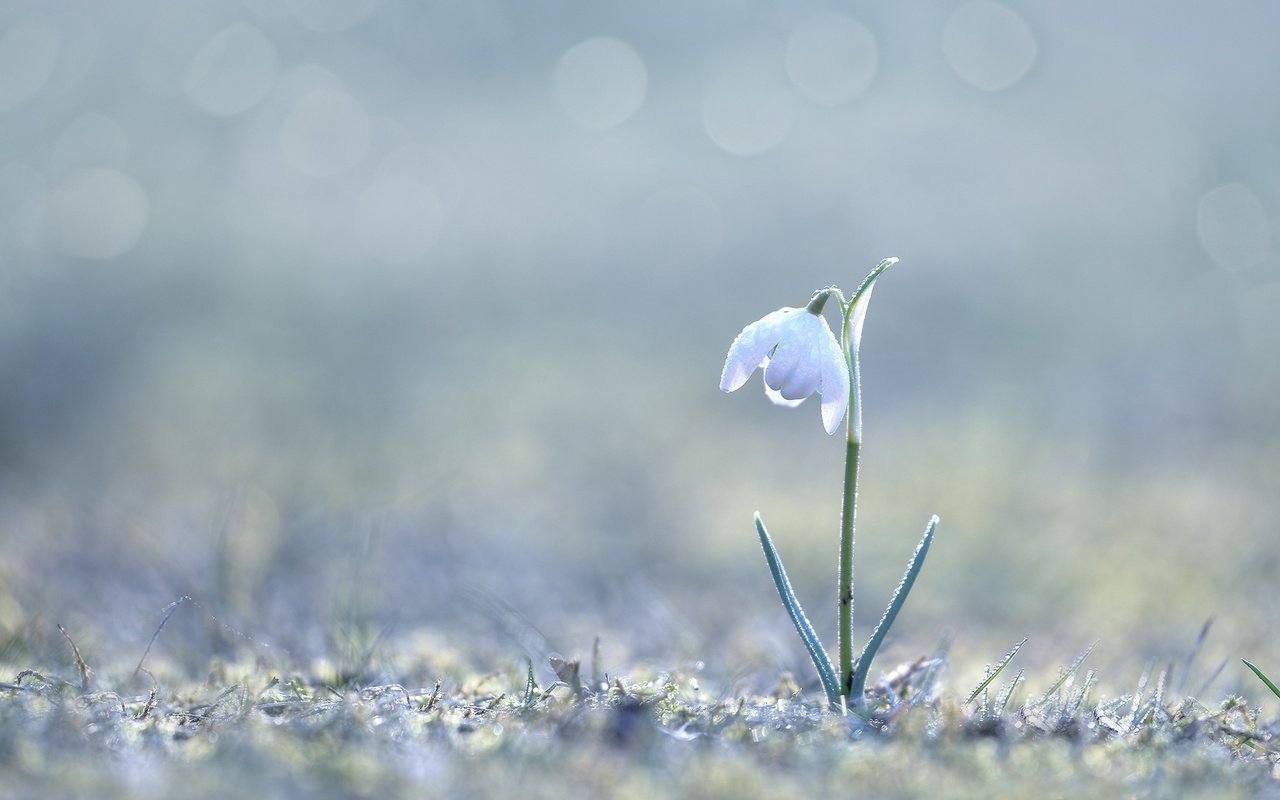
[719,291,849,434]
[720,259,898,438]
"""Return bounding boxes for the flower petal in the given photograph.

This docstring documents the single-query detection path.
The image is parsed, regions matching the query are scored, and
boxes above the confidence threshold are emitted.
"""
[778,351,822,400]
[765,379,805,408]
[818,324,850,435]
[760,341,794,392]
[719,308,794,392]
[764,313,827,399]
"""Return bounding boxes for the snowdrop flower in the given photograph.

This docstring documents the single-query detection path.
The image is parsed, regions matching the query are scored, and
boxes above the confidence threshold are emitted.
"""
[719,292,850,435]
[721,259,932,713]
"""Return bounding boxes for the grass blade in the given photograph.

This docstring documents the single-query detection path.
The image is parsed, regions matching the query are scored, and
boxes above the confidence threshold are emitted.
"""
[1065,669,1097,721]
[1242,659,1280,701]
[591,636,603,690]
[994,669,1025,715]
[1038,641,1096,704]
[134,595,190,680]
[965,637,1027,706]
[522,659,537,710]
[57,624,92,693]
[1125,662,1153,731]
[849,515,938,701]
[1176,617,1213,696]
[755,513,840,708]
[1196,656,1229,698]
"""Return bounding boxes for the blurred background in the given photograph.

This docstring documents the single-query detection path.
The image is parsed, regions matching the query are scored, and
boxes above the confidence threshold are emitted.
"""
[1,1,1278,696]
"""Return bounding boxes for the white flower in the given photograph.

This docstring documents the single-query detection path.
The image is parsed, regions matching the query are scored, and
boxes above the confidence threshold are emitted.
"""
[719,302,850,435]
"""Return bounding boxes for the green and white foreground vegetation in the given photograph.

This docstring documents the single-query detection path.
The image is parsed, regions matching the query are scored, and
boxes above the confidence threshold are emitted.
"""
[3,261,1278,797]
[1,636,1279,799]
[0,258,1274,793]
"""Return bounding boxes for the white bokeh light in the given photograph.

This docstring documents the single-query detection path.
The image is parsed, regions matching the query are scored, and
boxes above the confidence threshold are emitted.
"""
[702,49,793,157]
[0,15,60,112]
[942,0,1038,92]
[50,113,130,178]
[280,88,371,177]
[785,13,878,106]
[44,168,150,260]
[552,37,648,130]
[1196,183,1270,272]
[285,0,379,33]
[636,185,724,266]
[185,23,280,117]
[354,175,444,264]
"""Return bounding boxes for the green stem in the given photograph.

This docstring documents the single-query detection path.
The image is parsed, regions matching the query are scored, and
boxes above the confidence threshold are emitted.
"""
[837,291,864,701]
[838,260,895,704]
[838,436,859,699]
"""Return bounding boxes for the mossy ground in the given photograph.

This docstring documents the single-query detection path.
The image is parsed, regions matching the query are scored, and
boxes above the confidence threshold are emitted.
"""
[3,648,1277,800]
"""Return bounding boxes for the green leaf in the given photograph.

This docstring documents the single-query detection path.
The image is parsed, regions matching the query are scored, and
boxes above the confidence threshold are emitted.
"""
[848,515,938,702]
[965,637,1028,706]
[995,669,1025,715]
[1038,641,1096,704]
[755,513,841,708]
[849,257,898,306]
[1242,659,1280,701]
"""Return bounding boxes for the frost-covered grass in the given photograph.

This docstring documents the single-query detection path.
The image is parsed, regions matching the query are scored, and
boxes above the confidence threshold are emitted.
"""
[2,638,1278,799]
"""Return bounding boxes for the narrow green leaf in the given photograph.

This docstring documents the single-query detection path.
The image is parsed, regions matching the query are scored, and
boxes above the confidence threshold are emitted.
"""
[965,637,1028,706]
[848,515,938,701]
[755,513,841,708]
[1242,659,1280,701]
[849,257,898,306]
[1038,641,1096,704]
[995,669,1025,715]
[1068,669,1097,718]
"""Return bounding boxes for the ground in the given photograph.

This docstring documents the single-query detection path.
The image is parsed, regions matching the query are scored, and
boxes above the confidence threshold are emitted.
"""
[3,644,1278,799]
